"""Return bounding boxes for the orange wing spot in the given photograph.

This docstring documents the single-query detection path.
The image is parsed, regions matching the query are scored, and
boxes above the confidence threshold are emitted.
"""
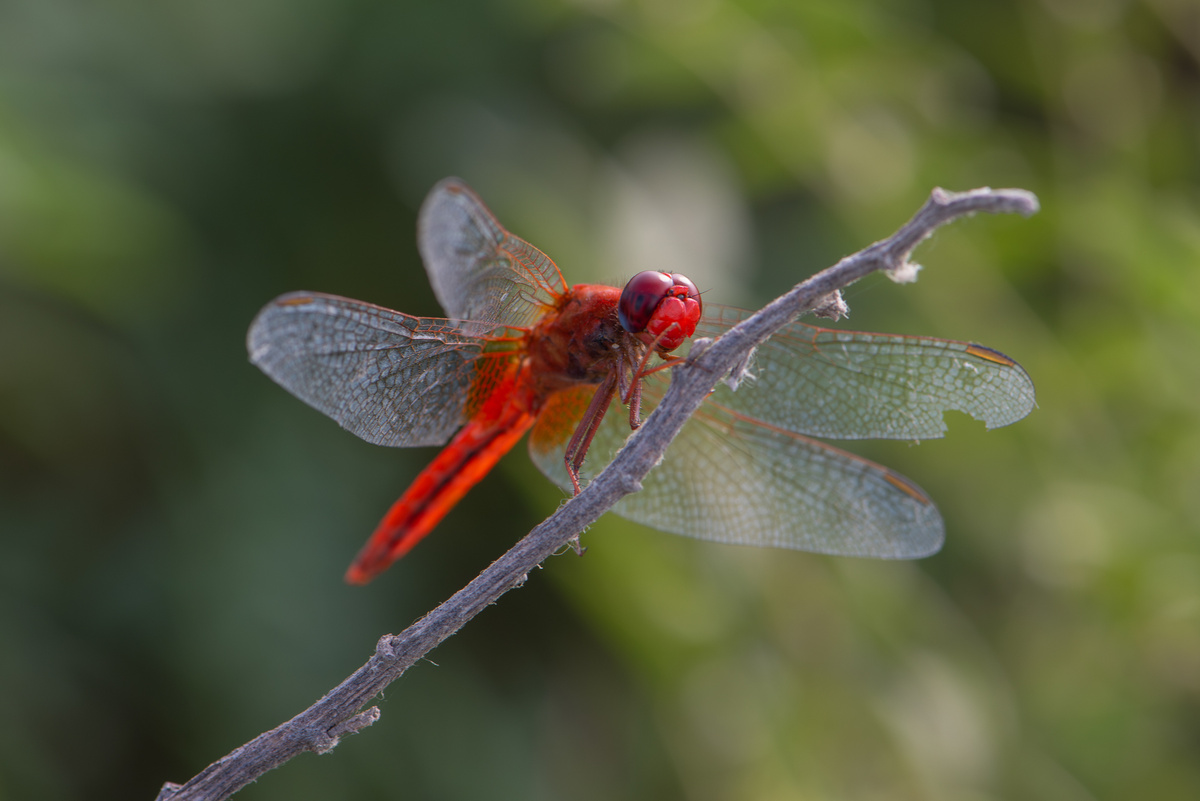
[464,352,521,419]
[884,472,933,504]
[965,343,1016,366]
[486,331,531,344]
[277,296,315,307]
[530,385,596,451]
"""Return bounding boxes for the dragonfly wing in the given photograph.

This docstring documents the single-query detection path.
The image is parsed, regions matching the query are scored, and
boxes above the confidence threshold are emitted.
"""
[695,305,1036,441]
[248,291,491,448]
[418,178,568,330]
[527,307,1032,557]
[528,380,943,558]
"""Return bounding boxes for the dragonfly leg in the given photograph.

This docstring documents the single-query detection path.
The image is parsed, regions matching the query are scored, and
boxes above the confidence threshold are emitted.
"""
[626,377,643,430]
[624,344,686,430]
[563,370,618,494]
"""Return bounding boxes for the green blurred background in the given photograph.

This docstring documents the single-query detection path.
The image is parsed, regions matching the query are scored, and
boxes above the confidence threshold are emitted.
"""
[2,0,1198,799]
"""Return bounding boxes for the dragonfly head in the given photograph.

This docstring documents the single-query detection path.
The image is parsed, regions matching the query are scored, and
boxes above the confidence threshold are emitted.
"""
[618,271,702,352]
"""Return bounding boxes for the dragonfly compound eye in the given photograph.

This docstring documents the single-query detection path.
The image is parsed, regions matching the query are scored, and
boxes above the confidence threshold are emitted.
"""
[618,271,702,351]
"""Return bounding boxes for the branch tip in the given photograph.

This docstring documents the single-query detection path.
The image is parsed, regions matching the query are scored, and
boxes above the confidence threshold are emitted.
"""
[928,186,1040,218]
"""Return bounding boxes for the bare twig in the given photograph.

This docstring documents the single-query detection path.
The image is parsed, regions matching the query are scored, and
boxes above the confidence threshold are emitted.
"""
[156,187,1038,801]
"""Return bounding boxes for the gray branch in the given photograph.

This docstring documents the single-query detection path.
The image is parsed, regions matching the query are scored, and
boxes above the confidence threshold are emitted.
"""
[156,186,1039,801]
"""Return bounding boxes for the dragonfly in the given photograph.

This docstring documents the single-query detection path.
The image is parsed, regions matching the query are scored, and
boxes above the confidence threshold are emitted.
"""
[248,178,1035,584]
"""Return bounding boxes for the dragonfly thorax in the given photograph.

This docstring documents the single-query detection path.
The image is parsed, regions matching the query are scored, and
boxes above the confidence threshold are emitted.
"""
[523,284,641,397]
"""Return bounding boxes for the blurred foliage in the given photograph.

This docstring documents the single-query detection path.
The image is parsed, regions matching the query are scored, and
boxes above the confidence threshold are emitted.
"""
[2,0,1199,799]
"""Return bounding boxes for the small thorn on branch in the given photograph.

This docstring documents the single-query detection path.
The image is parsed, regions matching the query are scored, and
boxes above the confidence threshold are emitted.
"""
[315,708,381,754]
[375,634,400,660]
[886,261,922,284]
[156,782,183,801]
[813,290,849,319]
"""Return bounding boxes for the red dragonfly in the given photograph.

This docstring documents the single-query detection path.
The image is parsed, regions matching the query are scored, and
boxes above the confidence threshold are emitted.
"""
[248,178,1035,584]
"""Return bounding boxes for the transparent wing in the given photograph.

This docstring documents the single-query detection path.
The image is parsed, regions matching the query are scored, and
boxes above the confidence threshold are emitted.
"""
[694,306,1036,440]
[418,178,568,330]
[527,316,1034,557]
[247,291,492,448]
[528,383,943,558]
